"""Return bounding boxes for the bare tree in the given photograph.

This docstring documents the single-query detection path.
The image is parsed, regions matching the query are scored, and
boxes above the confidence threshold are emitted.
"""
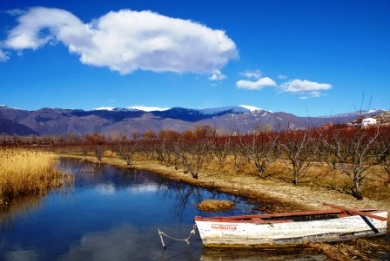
[210,136,232,170]
[194,124,216,138]
[240,132,280,178]
[278,130,318,185]
[114,141,138,166]
[187,138,212,179]
[157,130,179,167]
[172,136,212,179]
[324,126,380,199]
[95,145,105,164]
[373,126,390,185]
[173,137,191,173]
[85,133,106,164]
[229,136,245,173]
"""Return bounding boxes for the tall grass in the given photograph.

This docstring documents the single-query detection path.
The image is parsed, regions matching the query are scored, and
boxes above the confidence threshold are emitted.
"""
[197,199,235,212]
[0,148,70,206]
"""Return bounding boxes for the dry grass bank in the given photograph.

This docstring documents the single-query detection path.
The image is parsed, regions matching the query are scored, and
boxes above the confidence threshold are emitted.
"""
[61,151,390,213]
[0,149,71,206]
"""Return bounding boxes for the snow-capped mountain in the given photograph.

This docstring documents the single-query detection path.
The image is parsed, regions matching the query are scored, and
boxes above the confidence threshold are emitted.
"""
[195,105,267,115]
[320,109,385,119]
[0,105,386,136]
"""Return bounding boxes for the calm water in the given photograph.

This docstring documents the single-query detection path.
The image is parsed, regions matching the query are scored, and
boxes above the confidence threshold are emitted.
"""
[0,159,328,261]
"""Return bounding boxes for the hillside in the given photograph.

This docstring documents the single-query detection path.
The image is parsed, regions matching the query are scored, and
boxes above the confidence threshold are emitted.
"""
[0,105,386,136]
[0,117,38,136]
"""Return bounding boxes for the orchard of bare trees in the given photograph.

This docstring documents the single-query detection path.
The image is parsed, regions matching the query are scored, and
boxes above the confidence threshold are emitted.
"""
[2,124,389,200]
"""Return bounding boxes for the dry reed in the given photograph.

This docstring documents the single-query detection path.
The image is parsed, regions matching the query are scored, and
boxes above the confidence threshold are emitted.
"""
[0,148,70,206]
[197,199,235,212]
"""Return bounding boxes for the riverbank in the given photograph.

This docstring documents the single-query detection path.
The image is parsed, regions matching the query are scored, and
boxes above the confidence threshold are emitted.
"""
[60,154,390,260]
[0,149,72,206]
[63,154,390,212]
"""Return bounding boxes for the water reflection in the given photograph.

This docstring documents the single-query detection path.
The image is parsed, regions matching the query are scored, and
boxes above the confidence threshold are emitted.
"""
[61,224,168,261]
[0,158,327,261]
[0,194,42,231]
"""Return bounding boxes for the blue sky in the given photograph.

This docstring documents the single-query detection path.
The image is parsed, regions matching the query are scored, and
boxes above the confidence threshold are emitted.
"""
[0,0,389,116]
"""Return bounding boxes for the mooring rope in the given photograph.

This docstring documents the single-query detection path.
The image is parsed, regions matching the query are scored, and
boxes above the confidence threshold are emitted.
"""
[157,224,197,248]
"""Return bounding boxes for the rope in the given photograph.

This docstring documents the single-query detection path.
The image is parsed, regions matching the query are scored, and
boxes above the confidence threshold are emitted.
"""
[157,224,197,249]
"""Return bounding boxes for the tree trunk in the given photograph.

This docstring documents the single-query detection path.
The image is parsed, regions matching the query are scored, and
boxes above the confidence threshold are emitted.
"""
[354,180,363,200]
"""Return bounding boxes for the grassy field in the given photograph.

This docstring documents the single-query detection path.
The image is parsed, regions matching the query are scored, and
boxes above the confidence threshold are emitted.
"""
[0,148,71,206]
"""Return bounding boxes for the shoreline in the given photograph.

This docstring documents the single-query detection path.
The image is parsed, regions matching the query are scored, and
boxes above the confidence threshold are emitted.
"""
[66,154,390,213]
[61,154,390,260]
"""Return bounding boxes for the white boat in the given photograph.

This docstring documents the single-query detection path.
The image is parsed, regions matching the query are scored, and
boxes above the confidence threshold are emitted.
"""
[195,203,388,248]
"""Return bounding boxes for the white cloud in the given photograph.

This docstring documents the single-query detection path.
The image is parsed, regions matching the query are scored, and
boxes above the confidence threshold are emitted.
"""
[3,7,238,74]
[277,74,288,80]
[281,79,332,93]
[240,70,262,79]
[236,77,276,90]
[0,50,9,61]
[209,70,226,81]
[310,91,321,97]
[280,79,332,97]
[5,7,85,50]
[5,9,26,16]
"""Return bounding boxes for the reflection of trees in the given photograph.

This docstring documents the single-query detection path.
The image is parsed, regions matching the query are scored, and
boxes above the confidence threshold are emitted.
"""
[161,179,261,221]
[172,184,204,222]
[59,158,260,223]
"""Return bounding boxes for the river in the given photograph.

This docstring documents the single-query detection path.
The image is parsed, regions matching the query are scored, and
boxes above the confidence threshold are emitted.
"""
[0,158,329,260]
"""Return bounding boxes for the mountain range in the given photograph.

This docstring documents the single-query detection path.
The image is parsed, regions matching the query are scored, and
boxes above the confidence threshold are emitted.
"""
[0,105,386,137]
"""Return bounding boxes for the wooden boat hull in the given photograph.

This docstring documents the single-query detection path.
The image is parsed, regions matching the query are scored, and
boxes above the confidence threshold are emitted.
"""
[195,210,388,248]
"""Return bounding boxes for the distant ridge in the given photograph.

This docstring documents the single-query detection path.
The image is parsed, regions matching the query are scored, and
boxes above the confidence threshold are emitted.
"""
[0,116,38,136]
[0,105,386,136]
